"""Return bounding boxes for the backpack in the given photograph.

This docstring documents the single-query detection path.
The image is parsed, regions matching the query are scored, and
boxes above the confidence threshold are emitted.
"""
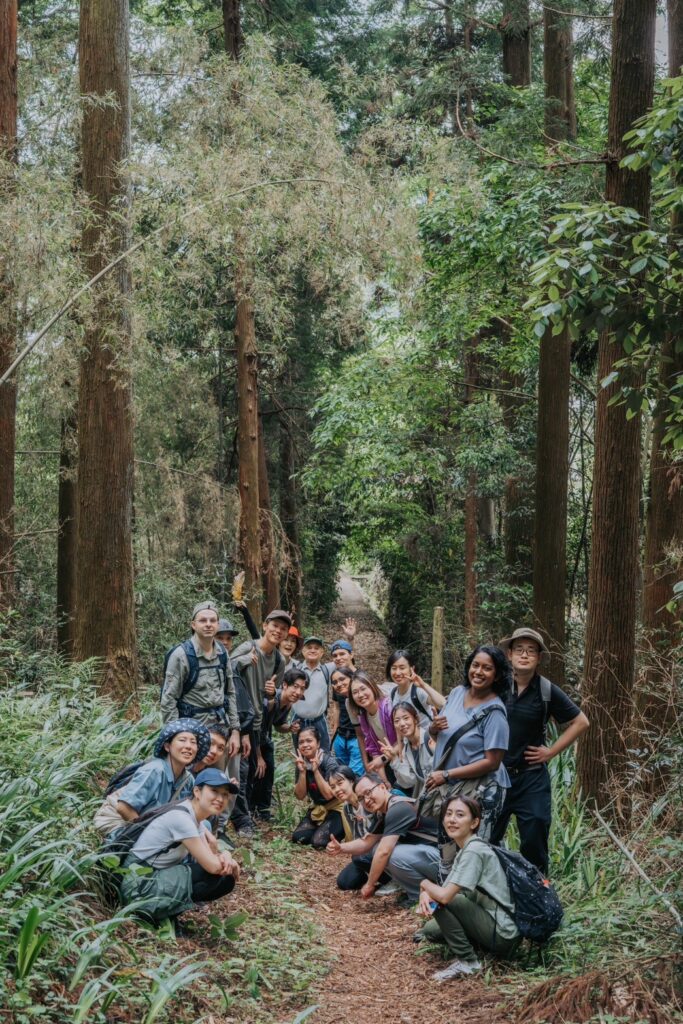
[103,760,146,798]
[161,638,229,700]
[230,662,255,734]
[98,802,194,904]
[473,839,564,944]
[390,682,431,719]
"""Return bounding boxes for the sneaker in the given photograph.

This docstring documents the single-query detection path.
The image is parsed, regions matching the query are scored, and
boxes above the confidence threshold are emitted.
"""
[433,959,481,981]
[236,824,257,838]
[375,881,401,896]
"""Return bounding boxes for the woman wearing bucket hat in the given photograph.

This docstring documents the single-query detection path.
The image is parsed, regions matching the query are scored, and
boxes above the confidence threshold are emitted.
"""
[491,628,589,875]
[94,719,211,837]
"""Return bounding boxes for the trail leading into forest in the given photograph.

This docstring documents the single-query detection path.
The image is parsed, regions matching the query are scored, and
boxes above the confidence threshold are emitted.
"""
[293,574,510,1024]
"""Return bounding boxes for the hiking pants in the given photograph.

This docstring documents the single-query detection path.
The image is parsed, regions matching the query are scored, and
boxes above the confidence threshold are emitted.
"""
[292,809,344,849]
[490,767,551,875]
[385,843,440,902]
[333,733,365,776]
[250,736,276,820]
[433,894,519,961]
[336,852,389,891]
[291,714,331,752]
[230,747,256,831]
[189,861,236,903]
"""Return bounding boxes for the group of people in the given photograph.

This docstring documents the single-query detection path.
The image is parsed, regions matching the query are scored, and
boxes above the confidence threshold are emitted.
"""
[95,596,589,978]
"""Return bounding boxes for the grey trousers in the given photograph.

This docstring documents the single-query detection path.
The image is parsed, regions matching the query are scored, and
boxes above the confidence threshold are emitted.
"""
[385,843,440,901]
[434,894,519,961]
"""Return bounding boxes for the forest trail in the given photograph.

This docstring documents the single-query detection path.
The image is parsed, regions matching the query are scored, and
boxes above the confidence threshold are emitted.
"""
[290,574,510,1024]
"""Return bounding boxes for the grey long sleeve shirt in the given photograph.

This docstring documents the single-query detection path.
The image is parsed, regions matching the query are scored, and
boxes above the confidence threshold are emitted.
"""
[231,639,285,742]
[160,634,239,731]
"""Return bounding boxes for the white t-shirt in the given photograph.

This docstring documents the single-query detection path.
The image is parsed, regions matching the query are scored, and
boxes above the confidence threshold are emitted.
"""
[129,800,201,869]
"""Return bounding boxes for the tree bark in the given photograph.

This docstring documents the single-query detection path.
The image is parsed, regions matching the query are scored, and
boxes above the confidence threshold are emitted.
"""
[543,1,576,142]
[0,0,17,612]
[463,337,478,639]
[75,0,138,698]
[258,413,280,614]
[57,406,78,656]
[532,1,577,688]
[222,0,243,60]
[501,0,531,87]
[637,0,683,783]
[235,266,262,623]
[279,412,303,621]
[577,0,656,817]
[501,372,534,618]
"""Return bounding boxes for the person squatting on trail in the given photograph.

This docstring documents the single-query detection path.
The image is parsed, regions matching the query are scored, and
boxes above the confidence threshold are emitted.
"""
[119,768,241,927]
[94,719,211,837]
[291,726,346,849]
[491,628,589,875]
[417,795,520,980]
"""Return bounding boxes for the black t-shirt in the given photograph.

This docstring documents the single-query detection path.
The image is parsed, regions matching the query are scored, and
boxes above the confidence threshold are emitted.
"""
[369,796,438,846]
[262,688,291,740]
[504,674,581,769]
[333,690,356,736]
[299,752,339,805]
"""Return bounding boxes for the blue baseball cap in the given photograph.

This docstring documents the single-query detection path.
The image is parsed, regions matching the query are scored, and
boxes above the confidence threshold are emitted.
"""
[330,639,353,654]
[193,767,239,793]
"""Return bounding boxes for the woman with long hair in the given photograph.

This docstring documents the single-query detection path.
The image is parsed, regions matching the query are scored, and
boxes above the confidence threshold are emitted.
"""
[382,701,434,798]
[347,671,397,782]
[385,650,445,728]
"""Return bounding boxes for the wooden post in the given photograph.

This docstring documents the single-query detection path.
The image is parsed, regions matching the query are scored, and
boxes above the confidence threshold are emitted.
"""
[432,606,444,693]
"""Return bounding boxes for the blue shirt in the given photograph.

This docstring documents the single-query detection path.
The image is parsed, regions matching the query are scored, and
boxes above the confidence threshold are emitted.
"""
[433,686,510,788]
[117,757,194,813]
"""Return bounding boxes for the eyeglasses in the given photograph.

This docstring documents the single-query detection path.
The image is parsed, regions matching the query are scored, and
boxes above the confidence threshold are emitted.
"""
[511,645,540,656]
[358,783,382,804]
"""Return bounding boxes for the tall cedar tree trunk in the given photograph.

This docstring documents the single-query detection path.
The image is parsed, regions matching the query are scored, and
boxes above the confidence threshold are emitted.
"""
[75,0,138,697]
[638,0,683,781]
[57,406,78,655]
[577,0,656,817]
[279,414,303,621]
[258,414,280,613]
[532,3,576,687]
[499,18,533,618]
[500,0,531,86]
[0,0,17,611]
[463,337,478,639]
[224,0,265,622]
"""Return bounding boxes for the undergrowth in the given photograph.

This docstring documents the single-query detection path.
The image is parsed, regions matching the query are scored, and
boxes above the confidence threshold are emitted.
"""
[0,660,325,1024]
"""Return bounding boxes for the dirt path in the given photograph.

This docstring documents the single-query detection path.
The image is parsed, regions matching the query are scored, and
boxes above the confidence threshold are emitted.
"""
[293,575,510,1024]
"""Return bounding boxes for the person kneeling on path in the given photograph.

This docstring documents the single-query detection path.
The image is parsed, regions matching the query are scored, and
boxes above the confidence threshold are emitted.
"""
[251,667,308,822]
[160,601,241,764]
[119,768,241,928]
[491,627,589,875]
[291,726,344,849]
[326,772,439,901]
[94,719,210,837]
[417,796,520,981]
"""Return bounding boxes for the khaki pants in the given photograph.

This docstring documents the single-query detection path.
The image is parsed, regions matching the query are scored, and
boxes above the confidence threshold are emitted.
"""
[433,894,519,961]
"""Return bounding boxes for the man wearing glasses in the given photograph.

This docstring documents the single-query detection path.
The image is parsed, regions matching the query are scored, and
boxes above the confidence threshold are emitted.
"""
[493,628,589,875]
[326,773,438,901]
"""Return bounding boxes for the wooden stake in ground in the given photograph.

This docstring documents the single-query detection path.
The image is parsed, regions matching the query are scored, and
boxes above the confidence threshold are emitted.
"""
[74,0,138,698]
[431,606,444,694]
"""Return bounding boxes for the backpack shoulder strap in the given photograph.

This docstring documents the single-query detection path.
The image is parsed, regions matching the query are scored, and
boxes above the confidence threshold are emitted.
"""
[321,663,331,686]
[390,685,398,701]
[432,705,497,773]
[179,638,200,697]
[274,647,283,673]
[411,682,430,718]
[538,676,552,725]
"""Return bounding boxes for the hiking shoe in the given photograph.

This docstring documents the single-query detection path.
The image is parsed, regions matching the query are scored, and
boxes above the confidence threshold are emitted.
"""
[236,824,257,838]
[433,958,481,981]
[375,881,401,896]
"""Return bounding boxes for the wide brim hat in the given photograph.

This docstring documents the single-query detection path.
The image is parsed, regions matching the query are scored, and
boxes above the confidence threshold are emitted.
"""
[498,627,549,656]
[154,718,211,761]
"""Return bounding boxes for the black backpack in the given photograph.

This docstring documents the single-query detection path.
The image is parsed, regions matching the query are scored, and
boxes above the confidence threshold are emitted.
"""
[390,682,431,719]
[98,802,194,904]
[473,839,564,944]
[230,662,255,734]
[103,760,146,798]
[161,638,229,699]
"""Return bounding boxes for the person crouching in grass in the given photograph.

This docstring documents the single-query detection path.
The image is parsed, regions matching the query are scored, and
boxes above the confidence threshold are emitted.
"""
[120,768,241,928]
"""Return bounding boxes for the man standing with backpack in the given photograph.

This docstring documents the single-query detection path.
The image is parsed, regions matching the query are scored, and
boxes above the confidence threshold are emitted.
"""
[161,602,241,764]
[492,627,589,875]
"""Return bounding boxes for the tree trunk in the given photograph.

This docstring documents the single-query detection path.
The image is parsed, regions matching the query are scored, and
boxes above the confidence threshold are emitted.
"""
[222,0,243,60]
[543,1,576,142]
[258,413,280,614]
[279,413,303,621]
[57,407,78,656]
[637,0,683,785]
[463,337,478,638]
[501,372,534,619]
[235,267,261,623]
[501,0,531,87]
[577,0,656,817]
[75,0,138,699]
[532,1,576,687]
[0,0,17,612]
